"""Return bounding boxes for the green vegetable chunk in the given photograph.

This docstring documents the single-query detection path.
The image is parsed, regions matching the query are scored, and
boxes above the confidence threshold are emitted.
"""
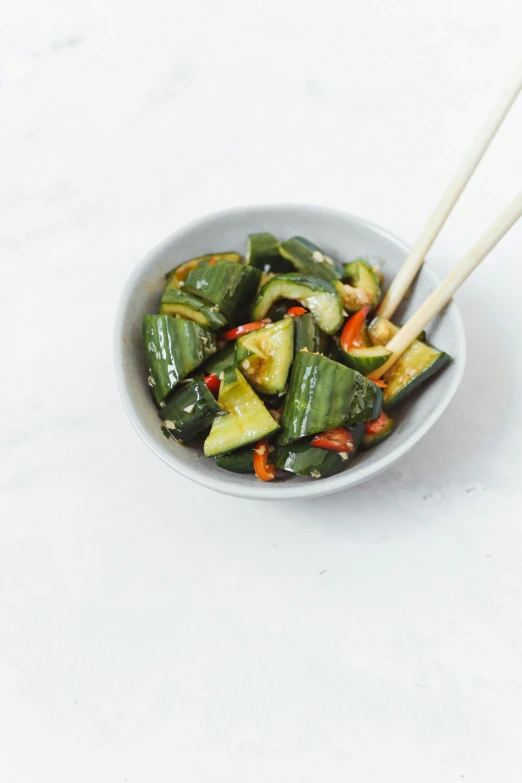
[361,416,395,450]
[246,233,291,273]
[293,312,328,354]
[160,378,226,442]
[278,352,382,445]
[143,315,216,404]
[160,288,227,330]
[167,252,242,288]
[279,237,342,283]
[204,368,279,457]
[235,318,294,395]
[276,424,364,478]
[339,259,382,313]
[368,316,451,408]
[216,449,255,473]
[252,274,343,335]
[201,343,236,375]
[335,344,392,374]
[184,260,261,321]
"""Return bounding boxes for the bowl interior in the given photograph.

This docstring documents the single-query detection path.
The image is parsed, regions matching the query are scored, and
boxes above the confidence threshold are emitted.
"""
[114,205,465,499]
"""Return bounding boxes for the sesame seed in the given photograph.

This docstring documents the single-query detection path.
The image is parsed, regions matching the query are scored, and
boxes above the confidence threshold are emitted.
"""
[163,420,176,429]
[310,469,321,478]
[179,281,185,287]
[183,404,195,414]
[242,359,250,369]
[263,264,271,274]
[312,250,324,263]
[218,371,224,380]
[147,375,156,387]
[339,452,350,460]
[255,444,266,456]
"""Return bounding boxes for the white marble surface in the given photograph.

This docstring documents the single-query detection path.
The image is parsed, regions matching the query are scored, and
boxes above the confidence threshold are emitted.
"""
[1,1,522,780]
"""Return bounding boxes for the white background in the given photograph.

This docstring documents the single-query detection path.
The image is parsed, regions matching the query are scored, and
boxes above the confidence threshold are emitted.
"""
[1,0,522,780]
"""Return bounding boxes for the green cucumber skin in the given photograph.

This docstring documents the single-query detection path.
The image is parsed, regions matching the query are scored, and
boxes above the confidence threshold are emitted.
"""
[235,318,294,396]
[278,352,382,445]
[275,424,364,477]
[361,418,395,450]
[279,237,341,284]
[293,237,344,278]
[184,260,261,321]
[246,233,292,273]
[252,274,343,335]
[384,353,451,410]
[294,313,327,354]
[160,288,227,330]
[343,259,381,298]
[143,315,216,404]
[216,449,255,473]
[160,378,225,442]
[333,344,391,375]
[203,368,279,457]
[201,343,236,375]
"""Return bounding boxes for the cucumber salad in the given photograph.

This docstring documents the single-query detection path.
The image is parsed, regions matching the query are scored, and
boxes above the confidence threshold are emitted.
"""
[143,233,451,482]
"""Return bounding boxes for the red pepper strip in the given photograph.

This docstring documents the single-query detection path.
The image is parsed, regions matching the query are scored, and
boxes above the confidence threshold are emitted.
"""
[221,321,269,342]
[203,374,220,397]
[253,439,276,481]
[372,379,388,389]
[209,256,217,266]
[340,305,371,352]
[311,427,355,453]
[286,306,307,317]
[365,411,390,435]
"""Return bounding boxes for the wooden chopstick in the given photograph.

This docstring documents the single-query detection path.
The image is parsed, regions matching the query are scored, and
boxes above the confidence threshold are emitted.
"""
[369,192,522,380]
[378,60,522,320]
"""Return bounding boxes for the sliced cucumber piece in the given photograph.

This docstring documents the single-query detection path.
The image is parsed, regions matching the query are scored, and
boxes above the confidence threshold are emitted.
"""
[184,260,261,321]
[252,274,343,335]
[167,252,242,288]
[143,315,216,404]
[201,343,236,375]
[368,317,451,408]
[381,341,451,409]
[246,233,292,273]
[293,312,327,354]
[159,288,227,330]
[160,378,226,442]
[235,317,294,395]
[361,415,395,450]
[275,424,364,478]
[216,449,255,474]
[336,344,392,375]
[203,368,280,457]
[368,316,426,346]
[278,352,382,445]
[279,237,341,284]
[340,259,381,313]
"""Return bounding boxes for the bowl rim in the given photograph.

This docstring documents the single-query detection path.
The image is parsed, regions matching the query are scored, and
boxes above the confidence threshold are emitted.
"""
[114,203,466,500]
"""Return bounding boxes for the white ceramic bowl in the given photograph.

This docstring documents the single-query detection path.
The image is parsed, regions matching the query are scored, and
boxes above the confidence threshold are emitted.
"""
[114,205,466,499]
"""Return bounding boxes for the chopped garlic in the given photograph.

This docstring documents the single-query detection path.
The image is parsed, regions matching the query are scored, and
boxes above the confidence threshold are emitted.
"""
[310,469,321,479]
